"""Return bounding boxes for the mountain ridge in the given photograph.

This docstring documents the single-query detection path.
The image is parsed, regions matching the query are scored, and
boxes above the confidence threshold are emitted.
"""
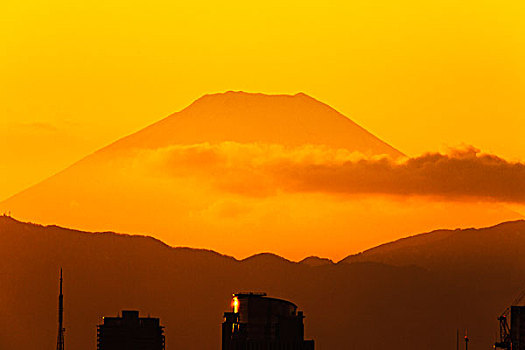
[4,215,525,264]
[0,215,236,261]
[340,219,525,270]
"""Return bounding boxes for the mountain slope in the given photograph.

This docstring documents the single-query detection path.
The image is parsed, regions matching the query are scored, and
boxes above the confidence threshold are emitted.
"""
[341,220,525,272]
[1,216,524,350]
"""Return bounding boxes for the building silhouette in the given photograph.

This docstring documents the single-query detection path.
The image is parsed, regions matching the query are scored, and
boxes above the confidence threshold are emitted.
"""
[97,310,165,350]
[511,306,525,350]
[222,292,315,350]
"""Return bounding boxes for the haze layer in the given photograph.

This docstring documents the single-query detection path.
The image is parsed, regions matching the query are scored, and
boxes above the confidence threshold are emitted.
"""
[2,92,522,260]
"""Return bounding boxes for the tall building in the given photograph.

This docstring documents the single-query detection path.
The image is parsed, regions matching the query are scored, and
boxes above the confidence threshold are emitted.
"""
[222,292,315,350]
[97,310,165,350]
[512,306,525,350]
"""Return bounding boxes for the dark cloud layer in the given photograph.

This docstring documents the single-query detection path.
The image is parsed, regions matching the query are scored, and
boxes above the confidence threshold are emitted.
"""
[277,146,525,203]
[150,143,525,203]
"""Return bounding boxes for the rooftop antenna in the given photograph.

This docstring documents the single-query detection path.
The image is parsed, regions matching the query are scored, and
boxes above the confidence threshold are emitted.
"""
[56,268,65,350]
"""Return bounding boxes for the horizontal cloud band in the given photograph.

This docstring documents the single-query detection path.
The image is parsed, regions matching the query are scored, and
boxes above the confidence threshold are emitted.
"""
[136,143,525,203]
[278,148,525,202]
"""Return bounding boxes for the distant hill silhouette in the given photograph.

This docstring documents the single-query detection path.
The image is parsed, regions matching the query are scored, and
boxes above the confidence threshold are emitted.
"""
[299,256,334,266]
[1,216,525,350]
[341,220,525,272]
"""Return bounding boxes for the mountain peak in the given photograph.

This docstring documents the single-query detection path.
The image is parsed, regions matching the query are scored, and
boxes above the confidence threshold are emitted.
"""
[191,91,320,107]
[199,90,311,98]
[299,256,335,266]
[241,252,293,264]
[108,91,403,157]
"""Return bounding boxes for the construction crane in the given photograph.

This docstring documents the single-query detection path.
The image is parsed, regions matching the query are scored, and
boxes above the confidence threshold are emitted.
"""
[495,289,525,349]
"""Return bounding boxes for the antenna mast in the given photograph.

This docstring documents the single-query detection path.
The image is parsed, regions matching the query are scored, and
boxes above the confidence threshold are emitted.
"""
[56,268,65,350]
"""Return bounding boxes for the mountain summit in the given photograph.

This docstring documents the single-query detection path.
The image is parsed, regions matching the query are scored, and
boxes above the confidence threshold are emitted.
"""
[104,91,403,157]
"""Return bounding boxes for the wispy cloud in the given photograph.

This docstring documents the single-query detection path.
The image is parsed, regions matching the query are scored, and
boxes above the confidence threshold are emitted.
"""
[11,122,59,132]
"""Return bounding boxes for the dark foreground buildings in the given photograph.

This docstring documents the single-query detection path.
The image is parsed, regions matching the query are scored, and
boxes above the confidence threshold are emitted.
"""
[222,292,315,350]
[97,310,165,350]
[511,306,525,350]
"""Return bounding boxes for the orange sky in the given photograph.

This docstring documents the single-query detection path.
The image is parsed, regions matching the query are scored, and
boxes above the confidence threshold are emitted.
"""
[1,0,525,201]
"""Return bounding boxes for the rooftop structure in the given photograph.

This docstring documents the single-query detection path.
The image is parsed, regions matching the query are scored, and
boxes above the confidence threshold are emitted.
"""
[97,310,165,350]
[222,292,315,350]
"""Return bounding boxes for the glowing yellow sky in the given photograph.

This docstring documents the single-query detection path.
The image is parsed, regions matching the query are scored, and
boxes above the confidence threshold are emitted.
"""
[1,0,525,200]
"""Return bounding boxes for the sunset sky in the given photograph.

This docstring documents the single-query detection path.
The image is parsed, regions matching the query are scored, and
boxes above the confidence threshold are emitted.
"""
[2,0,525,201]
[4,3,525,350]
